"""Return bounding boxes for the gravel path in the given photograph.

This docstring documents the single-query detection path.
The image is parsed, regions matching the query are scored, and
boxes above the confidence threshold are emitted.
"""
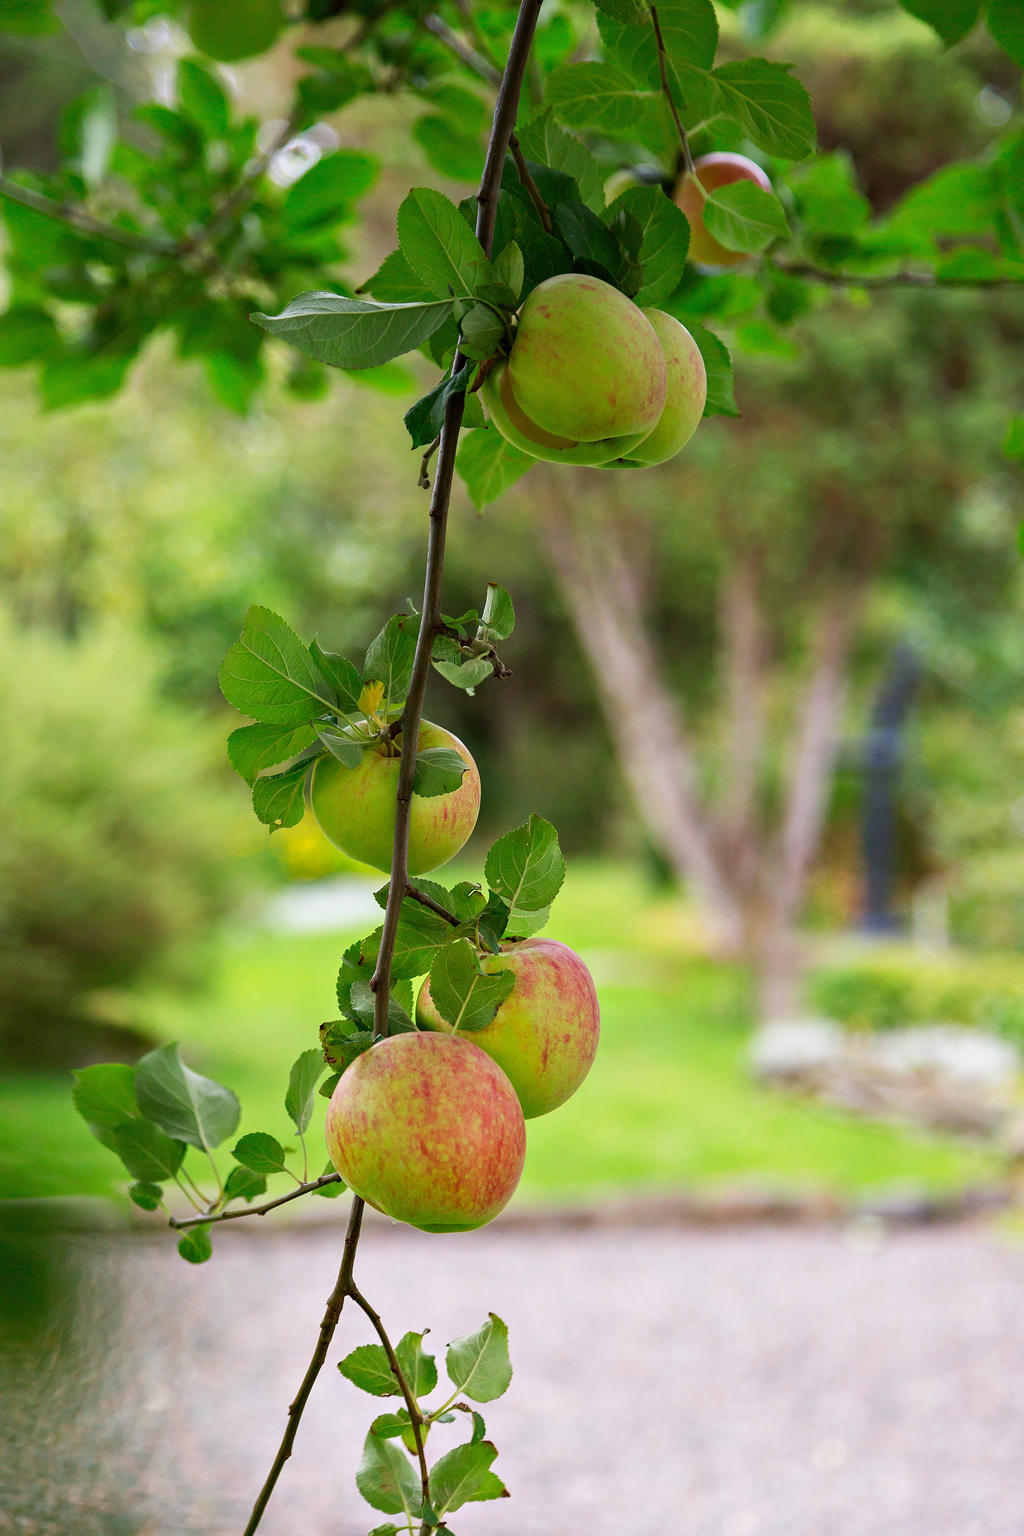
[4,1217,1024,1536]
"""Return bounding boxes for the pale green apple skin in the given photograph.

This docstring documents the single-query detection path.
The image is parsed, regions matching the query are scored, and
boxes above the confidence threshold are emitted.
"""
[507,274,667,441]
[417,937,600,1119]
[675,152,773,268]
[481,364,654,467]
[310,720,480,876]
[324,1032,526,1233]
[612,310,707,467]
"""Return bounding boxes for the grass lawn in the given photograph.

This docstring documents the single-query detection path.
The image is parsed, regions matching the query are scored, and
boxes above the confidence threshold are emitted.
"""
[0,861,997,1207]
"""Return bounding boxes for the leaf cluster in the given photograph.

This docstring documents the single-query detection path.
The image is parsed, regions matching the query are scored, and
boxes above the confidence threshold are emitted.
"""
[341,1313,512,1530]
[71,1043,337,1260]
[320,813,565,1084]
[219,595,513,832]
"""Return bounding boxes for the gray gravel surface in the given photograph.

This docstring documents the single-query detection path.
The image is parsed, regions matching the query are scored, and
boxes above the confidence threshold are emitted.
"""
[4,1217,1024,1536]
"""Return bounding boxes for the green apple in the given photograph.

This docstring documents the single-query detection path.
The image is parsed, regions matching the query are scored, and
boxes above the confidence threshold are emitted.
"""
[481,362,654,466]
[675,152,774,268]
[324,1032,526,1233]
[186,0,285,61]
[417,937,600,1119]
[310,720,480,876]
[506,273,666,442]
[610,310,707,467]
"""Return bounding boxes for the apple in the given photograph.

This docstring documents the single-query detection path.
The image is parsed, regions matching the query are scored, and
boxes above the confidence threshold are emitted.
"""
[324,1032,526,1233]
[609,310,707,467]
[416,937,600,1119]
[187,0,285,61]
[675,152,773,268]
[310,719,480,876]
[481,362,655,466]
[506,273,666,442]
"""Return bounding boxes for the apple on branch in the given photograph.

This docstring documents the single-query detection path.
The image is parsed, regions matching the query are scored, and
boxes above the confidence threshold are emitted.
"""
[675,151,774,268]
[324,1032,526,1233]
[417,937,600,1119]
[310,719,480,875]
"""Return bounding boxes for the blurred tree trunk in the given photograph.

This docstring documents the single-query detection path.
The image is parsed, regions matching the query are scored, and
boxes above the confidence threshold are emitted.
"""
[538,485,864,1023]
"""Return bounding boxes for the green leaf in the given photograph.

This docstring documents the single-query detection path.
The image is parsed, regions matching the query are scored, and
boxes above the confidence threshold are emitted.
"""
[898,0,980,45]
[397,187,494,300]
[227,722,317,786]
[310,641,363,713]
[456,428,533,510]
[546,61,660,138]
[607,184,690,305]
[71,1062,138,1131]
[134,1042,241,1153]
[445,1313,512,1403]
[340,1343,402,1397]
[321,1019,374,1072]
[367,1527,401,1536]
[598,0,719,83]
[361,249,436,304]
[430,1441,499,1516]
[109,1119,186,1182]
[466,1470,508,1503]
[285,1048,324,1137]
[252,292,454,370]
[314,724,362,769]
[128,1180,163,1211]
[362,922,448,983]
[404,367,475,449]
[364,613,418,707]
[414,113,485,181]
[374,882,455,937]
[432,648,496,693]
[484,813,566,912]
[788,152,870,236]
[395,1331,438,1398]
[987,0,1024,64]
[505,902,552,939]
[427,939,515,1033]
[370,1414,412,1440]
[177,58,230,137]
[223,1164,267,1203]
[552,200,622,275]
[282,151,377,230]
[707,59,816,160]
[413,747,471,798]
[458,303,506,362]
[219,605,334,726]
[232,1131,287,1175]
[356,1431,420,1518]
[347,979,416,1036]
[492,242,525,301]
[594,0,647,21]
[252,759,309,832]
[0,305,59,366]
[479,583,515,641]
[177,1225,213,1265]
[517,112,606,213]
[0,0,58,35]
[1004,418,1024,464]
[702,181,789,254]
[687,322,738,417]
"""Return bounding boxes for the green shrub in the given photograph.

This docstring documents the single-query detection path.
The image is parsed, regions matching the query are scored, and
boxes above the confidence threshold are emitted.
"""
[947,853,1024,953]
[0,621,241,1067]
[808,948,1024,1049]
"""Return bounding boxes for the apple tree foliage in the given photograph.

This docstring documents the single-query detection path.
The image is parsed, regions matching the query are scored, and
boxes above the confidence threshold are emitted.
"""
[6,0,1015,1530]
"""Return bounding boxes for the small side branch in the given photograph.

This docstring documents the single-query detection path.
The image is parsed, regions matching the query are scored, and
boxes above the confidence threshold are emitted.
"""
[509,135,553,233]
[650,5,696,178]
[770,260,1024,291]
[407,884,464,927]
[0,176,178,256]
[349,1286,432,1516]
[168,1171,342,1230]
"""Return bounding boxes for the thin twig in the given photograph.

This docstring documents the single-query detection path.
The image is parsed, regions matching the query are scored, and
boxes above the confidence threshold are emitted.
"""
[770,260,1024,290]
[423,12,501,85]
[349,1286,432,1516]
[168,1171,342,1229]
[369,0,545,1056]
[0,175,178,255]
[509,135,554,232]
[242,1195,365,1536]
[406,884,465,926]
[650,5,697,178]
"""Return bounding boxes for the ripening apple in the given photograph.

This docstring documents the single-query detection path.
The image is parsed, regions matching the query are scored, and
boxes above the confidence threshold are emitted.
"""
[676,152,774,268]
[324,1032,526,1233]
[609,309,707,467]
[416,937,600,1119]
[309,720,480,875]
[505,273,666,442]
[481,362,655,466]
